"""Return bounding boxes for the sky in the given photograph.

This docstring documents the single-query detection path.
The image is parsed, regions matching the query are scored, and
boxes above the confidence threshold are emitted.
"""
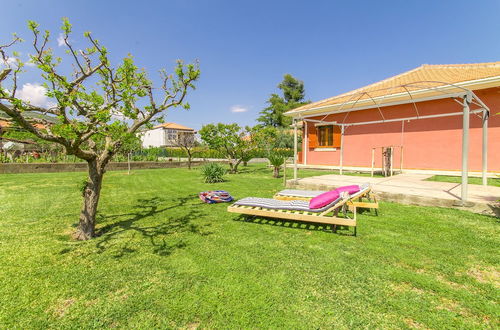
[2,0,500,130]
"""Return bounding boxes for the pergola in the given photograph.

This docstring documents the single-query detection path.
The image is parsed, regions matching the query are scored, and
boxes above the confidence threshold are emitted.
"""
[288,81,491,205]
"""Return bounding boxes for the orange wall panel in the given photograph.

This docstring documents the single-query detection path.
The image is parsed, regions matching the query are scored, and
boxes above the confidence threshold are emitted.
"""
[302,87,500,172]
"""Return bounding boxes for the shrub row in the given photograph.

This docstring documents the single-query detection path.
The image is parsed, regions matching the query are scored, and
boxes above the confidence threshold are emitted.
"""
[1,146,294,163]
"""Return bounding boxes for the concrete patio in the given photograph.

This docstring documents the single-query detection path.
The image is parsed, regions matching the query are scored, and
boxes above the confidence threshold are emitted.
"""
[287,173,500,216]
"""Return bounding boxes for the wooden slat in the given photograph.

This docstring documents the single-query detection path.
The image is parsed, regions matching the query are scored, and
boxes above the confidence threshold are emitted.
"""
[351,202,379,209]
[227,205,356,227]
[274,195,310,201]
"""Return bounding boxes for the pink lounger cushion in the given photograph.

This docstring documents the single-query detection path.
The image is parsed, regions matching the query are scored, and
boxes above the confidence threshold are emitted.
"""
[308,185,361,209]
[335,185,361,195]
[309,190,340,209]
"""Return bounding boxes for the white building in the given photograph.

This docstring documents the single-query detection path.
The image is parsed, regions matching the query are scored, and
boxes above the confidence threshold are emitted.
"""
[140,123,196,148]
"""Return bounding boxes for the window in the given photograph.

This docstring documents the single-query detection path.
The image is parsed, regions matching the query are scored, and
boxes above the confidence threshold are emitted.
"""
[317,125,334,147]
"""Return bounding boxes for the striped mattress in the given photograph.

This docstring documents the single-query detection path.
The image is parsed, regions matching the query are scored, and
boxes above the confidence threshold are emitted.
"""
[277,189,327,198]
[234,196,342,213]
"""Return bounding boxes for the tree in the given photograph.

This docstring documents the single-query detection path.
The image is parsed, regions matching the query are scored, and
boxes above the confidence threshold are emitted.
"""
[279,73,306,104]
[199,123,254,174]
[267,150,287,178]
[258,74,309,127]
[0,19,200,240]
[252,126,294,178]
[175,132,196,169]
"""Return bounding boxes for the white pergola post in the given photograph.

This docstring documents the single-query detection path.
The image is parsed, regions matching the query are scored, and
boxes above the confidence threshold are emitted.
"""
[482,109,489,186]
[293,119,298,181]
[461,94,471,204]
[339,125,345,175]
[304,120,308,165]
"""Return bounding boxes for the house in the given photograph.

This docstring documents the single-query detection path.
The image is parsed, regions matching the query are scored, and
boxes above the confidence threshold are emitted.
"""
[0,109,57,150]
[140,122,196,148]
[285,62,500,177]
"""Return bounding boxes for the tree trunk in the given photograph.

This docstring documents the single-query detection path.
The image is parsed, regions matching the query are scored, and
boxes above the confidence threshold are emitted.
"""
[229,159,241,174]
[273,166,280,178]
[74,159,104,240]
[187,155,192,169]
[228,159,236,174]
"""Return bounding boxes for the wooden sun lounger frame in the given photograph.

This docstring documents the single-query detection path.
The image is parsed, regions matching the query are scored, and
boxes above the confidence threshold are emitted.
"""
[273,187,379,215]
[227,193,358,235]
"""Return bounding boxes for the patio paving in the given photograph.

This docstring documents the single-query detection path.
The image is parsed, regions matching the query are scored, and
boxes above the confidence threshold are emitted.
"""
[287,173,500,216]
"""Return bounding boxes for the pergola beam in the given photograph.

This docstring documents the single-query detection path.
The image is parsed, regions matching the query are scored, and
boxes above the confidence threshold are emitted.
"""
[295,91,468,119]
[332,109,483,128]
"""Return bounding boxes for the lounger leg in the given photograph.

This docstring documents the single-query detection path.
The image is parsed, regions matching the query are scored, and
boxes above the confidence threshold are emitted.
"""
[368,193,379,216]
[333,224,337,233]
[354,226,357,236]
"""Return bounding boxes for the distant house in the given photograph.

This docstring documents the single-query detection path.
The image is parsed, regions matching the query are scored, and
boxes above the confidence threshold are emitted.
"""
[0,108,58,151]
[0,108,58,131]
[140,123,196,148]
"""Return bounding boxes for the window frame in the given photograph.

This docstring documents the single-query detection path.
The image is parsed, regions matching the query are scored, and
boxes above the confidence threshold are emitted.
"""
[316,125,335,147]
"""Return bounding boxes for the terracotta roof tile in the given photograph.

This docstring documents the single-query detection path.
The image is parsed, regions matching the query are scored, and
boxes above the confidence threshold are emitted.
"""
[153,122,195,131]
[287,61,500,115]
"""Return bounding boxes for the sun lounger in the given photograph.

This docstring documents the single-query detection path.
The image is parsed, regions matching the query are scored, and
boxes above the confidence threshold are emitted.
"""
[227,191,358,235]
[273,183,378,214]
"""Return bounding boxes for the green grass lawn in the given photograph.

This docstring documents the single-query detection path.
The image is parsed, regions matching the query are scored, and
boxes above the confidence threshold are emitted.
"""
[426,174,500,187]
[0,164,498,328]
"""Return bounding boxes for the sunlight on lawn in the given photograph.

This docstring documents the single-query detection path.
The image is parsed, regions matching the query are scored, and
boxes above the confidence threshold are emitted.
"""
[0,164,498,328]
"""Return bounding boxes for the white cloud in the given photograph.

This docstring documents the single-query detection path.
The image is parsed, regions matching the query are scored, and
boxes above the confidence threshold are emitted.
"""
[57,33,65,47]
[230,105,248,113]
[110,111,126,121]
[16,83,52,108]
[24,61,36,67]
[0,57,19,67]
[6,57,18,65]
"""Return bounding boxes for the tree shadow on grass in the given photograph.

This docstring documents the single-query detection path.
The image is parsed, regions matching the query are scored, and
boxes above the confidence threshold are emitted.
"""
[232,214,356,236]
[236,166,270,175]
[487,204,500,218]
[91,195,212,257]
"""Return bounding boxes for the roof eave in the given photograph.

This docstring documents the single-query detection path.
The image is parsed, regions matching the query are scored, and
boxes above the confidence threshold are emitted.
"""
[285,75,500,118]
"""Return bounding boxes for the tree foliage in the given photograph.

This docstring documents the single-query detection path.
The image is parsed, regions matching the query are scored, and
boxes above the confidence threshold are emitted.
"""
[0,19,200,240]
[258,74,309,128]
[251,126,294,151]
[252,126,294,178]
[199,123,254,173]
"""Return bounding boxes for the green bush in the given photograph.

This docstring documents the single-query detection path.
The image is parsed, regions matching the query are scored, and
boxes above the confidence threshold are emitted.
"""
[201,162,226,183]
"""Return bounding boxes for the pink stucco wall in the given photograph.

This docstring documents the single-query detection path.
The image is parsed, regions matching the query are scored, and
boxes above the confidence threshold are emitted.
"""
[301,87,500,172]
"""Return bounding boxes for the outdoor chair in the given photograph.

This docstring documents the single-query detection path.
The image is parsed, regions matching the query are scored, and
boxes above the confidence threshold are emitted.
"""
[227,191,359,235]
